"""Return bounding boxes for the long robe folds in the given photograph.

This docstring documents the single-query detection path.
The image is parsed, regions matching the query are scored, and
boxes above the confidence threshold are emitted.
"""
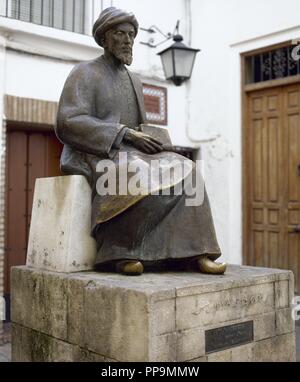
[56,55,221,266]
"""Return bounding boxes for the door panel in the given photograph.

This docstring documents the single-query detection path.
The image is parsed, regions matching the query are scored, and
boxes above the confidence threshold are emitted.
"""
[246,84,300,293]
[4,129,63,294]
[284,85,300,293]
[27,133,47,243]
[46,134,63,177]
[4,131,27,294]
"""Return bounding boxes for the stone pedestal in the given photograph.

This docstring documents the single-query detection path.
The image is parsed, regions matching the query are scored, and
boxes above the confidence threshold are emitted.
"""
[11,265,296,362]
[26,176,96,273]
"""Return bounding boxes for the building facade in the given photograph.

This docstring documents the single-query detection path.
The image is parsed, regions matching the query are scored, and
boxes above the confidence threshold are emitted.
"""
[188,0,300,294]
[1,0,300,341]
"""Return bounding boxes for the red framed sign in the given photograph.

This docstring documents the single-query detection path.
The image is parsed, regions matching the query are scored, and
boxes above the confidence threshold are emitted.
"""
[142,83,168,126]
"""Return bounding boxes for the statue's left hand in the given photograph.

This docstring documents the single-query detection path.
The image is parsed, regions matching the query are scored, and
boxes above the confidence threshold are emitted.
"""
[123,129,164,154]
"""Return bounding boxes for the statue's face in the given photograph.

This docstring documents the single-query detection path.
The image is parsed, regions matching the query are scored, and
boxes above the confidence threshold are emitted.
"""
[104,23,135,66]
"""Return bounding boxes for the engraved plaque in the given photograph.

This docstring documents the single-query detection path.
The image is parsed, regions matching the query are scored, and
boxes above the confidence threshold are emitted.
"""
[205,321,254,354]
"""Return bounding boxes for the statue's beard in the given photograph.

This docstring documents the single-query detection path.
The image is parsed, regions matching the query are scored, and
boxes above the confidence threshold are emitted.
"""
[115,51,133,66]
[111,46,133,66]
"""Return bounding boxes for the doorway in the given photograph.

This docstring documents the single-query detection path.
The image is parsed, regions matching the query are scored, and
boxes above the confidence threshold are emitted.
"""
[244,83,300,293]
[4,127,63,301]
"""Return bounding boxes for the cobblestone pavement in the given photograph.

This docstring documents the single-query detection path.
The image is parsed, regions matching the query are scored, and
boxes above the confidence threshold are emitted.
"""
[0,323,299,362]
[0,323,11,362]
[0,343,11,362]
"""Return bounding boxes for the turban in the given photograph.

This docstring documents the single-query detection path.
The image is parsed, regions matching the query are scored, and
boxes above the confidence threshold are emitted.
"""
[93,7,139,47]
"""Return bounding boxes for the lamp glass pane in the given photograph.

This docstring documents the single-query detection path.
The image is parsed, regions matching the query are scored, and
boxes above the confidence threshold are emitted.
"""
[174,49,196,78]
[160,50,174,79]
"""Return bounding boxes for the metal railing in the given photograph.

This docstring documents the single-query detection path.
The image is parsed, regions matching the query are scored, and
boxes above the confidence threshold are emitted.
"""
[0,0,113,35]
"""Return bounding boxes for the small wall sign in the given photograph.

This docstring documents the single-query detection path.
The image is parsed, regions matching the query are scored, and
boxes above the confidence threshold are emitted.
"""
[143,84,168,126]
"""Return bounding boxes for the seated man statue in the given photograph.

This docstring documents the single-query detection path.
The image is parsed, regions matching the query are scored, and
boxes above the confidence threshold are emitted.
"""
[55,7,226,276]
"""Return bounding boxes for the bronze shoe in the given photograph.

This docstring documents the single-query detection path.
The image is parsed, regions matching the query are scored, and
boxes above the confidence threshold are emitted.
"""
[197,256,227,275]
[115,260,144,276]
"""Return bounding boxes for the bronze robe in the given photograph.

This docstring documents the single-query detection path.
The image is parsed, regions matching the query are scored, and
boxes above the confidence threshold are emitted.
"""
[56,55,221,266]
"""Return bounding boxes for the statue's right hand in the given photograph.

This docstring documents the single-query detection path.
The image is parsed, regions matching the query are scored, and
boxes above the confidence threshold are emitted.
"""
[124,129,163,154]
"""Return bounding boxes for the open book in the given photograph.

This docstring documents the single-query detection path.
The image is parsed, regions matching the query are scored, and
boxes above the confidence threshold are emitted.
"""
[140,124,173,149]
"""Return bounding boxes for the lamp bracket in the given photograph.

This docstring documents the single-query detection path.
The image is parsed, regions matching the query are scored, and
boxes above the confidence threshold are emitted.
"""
[140,21,180,49]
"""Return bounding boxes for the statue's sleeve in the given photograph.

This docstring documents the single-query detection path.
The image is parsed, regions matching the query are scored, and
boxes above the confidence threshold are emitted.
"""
[56,63,127,159]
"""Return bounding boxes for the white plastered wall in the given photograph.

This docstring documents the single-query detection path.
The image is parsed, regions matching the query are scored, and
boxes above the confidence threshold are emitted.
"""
[189,0,300,264]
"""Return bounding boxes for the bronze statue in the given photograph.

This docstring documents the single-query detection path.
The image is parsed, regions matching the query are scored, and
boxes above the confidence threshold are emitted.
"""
[55,7,226,276]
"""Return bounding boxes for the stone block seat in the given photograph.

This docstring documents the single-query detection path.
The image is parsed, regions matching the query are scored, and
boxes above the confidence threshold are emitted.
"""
[26,176,96,273]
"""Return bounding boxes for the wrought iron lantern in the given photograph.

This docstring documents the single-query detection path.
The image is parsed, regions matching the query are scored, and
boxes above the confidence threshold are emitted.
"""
[157,34,200,86]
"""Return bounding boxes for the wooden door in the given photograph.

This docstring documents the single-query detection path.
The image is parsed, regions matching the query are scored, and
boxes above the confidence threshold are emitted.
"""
[4,129,63,295]
[245,84,300,293]
[285,85,300,294]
